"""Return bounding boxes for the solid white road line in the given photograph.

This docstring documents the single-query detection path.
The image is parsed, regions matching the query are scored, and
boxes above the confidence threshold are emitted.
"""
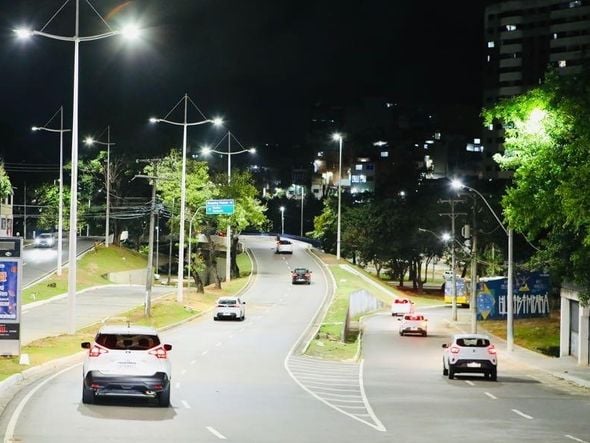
[464,380,475,386]
[4,362,81,443]
[512,409,534,420]
[484,392,497,400]
[181,400,191,409]
[206,426,227,440]
[565,435,589,443]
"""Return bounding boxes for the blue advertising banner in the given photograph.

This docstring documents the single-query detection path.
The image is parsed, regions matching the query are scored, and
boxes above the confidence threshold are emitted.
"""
[0,261,18,321]
[477,272,551,320]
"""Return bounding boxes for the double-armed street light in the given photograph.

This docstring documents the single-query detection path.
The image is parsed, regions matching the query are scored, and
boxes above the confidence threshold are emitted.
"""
[149,94,223,302]
[15,0,140,334]
[32,106,70,277]
[451,179,514,351]
[332,133,344,260]
[201,131,255,283]
[84,126,115,248]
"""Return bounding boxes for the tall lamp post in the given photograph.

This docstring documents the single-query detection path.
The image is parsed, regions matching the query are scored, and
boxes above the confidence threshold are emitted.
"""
[84,125,115,247]
[201,131,255,282]
[452,179,514,351]
[15,1,139,334]
[32,106,70,276]
[280,206,285,235]
[150,94,222,301]
[332,133,343,260]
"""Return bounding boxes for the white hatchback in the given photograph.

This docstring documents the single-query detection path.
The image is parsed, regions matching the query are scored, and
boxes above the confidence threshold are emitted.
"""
[214,296,246,321]
[276,239,293,254]
[442,333,498,381]
[81,324,173,406]
[399,313,428,336]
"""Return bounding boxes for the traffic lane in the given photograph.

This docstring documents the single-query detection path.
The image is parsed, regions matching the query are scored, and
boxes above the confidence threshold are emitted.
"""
[363,308,590,443]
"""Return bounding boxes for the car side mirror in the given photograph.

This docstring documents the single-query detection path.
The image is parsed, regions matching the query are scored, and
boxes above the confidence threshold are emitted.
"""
[81,342,91,349]
[442,344,448,349]
[242,301,246,304]
[164,344,172,351]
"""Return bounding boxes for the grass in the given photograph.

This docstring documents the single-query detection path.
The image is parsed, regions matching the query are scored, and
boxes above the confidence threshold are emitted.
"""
[22,245,148,305]
[0,248,253,381]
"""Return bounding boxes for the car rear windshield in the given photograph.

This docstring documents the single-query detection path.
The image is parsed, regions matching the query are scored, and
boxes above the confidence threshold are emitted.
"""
[219,299,238,305]
[279,240,291,245]
[95,333,160,350]
[456,338,490,347]
[394,299,409,304]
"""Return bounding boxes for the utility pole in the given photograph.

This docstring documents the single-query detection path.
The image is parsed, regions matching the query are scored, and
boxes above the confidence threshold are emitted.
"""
[439,198,466,322]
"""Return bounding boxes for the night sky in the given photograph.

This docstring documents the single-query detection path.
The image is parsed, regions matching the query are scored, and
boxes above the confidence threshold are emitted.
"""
[0,0,485,187]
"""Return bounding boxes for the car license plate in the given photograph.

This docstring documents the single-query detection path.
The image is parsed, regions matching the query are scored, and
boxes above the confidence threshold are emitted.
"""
[467,362,481,368]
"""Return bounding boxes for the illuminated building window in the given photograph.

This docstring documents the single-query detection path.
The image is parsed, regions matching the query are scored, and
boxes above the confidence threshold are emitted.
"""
[559,60,567,68]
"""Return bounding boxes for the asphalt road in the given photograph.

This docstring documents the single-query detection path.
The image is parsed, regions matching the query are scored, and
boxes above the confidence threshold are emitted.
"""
[1,236,589,442]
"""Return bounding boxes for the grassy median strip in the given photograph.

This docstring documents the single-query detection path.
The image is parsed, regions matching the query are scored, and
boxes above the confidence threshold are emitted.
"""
[0,249,253,381]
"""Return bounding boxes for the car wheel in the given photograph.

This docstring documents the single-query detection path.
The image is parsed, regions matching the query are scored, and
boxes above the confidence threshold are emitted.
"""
[158,385,171,407]
[399,332,403,336]
[448,365,455,380]
[422,332,427,337]
[213,316,219,321]
[490,368,497,381]
[82,384,95,404]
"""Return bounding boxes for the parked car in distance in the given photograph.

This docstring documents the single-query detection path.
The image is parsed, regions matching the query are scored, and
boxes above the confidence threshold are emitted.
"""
[291,268,312,285]
[276,239,293,254]
[399,313,428,336]
[80,324,173,406]
[214,296,246,321]
[442,333,498,381]
[34,232,56,248]
[391,298,415,316]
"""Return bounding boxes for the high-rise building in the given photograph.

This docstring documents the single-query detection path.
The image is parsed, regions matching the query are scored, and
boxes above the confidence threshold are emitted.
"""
[483,0,590,176]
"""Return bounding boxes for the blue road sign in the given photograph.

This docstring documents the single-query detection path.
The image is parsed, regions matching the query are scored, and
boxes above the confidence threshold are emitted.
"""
[206,199,235,215]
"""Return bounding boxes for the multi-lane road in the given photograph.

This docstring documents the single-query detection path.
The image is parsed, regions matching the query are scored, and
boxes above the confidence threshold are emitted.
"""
[1,235,589,442]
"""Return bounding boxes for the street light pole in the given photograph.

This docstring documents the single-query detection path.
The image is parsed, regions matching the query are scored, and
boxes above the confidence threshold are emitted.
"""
[452,180,514,351]
[15,0,140,334]
[84,125,114,247]
[149,95,222,302]
[32,106,70,276]
[300,186,304,237]
[332,133,343,260]
[280,206,285,235]
[201,131,255,282]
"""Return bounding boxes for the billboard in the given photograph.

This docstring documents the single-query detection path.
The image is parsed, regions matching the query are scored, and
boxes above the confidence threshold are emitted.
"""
[477,272,551,320]
[0,261,18,321]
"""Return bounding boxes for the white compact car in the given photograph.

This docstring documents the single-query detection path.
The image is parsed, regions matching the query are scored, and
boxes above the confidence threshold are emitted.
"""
[34,232,56,248]
[399,313,428,336]
[442,333,498,381]
[214,296,246,321]
[81,324,173,406]
[391,298,415,316]
[276,239,293,254]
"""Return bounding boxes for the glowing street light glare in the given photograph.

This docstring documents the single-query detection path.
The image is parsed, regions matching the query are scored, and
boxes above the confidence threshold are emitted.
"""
[14,28,33,39]
[248,147,256,154]
[450,179,464,190]
[201,146,212,155]
[149,117,158,123]
[441,233,451,242]
[31,126,39,131]
[525,108,547,134]
[332,132,342,141]
[120,23,140,40]
[212,117,224,126]
[84,136,95,145]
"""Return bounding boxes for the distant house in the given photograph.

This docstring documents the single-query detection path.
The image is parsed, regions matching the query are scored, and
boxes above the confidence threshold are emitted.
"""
[0,190,14,237]
[560,284,589,366]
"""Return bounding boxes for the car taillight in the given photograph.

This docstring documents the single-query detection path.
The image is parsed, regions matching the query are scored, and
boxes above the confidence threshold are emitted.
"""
[487,345,497,355]
[305,273,310,277]
[450,346,460,354]
[88,345,108,358]
[149,346,168,359]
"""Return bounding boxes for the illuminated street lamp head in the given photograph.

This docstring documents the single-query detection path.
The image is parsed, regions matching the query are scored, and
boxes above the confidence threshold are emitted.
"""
[201,146,212,155]
[149,117,159,124]
[14,28,34,39]
[120,23,141,40]
[441,233,451,242]
[84,136,95,146]
[280,206,285,213]
[332,132,342,141]
[450,179,464,190]
[248,147,256,154]
[31,126,39,132]
[212,117,224,126]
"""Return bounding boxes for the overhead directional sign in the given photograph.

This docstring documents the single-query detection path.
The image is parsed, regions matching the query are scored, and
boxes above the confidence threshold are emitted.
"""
[206,199,235,215]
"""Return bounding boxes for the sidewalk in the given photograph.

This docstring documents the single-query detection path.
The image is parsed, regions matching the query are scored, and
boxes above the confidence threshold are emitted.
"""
[448,308,590,389]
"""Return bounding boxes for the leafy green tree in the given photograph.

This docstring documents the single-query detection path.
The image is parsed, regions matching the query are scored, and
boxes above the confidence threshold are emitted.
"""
[310,196,337,253]
[483,69,590,302]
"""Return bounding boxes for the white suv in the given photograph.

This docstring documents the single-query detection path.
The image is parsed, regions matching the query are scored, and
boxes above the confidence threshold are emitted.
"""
[81,325,173,406]
[442,333,497,381]
[214,296,246,321]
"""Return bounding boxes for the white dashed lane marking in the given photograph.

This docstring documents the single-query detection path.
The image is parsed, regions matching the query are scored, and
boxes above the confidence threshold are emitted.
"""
[207,426,227,440]
[512,409,533,420]
[484,392,497,400]
[566,434,589,443]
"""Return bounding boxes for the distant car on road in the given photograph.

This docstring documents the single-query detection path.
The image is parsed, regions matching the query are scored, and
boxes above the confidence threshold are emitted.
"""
[34,232,56,248]
[442,333,498,381]
[80,324,173,406]
[214,296,246,321]
[276,239,293,254]
[398,313,428,336]
[391,297,415,316]
[291,268,311,285]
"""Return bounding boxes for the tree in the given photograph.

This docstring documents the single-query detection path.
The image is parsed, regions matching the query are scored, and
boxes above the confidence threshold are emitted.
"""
[483,69,590,302]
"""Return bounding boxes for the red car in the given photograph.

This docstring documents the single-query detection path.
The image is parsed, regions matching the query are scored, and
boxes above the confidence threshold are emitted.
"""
[291,268,311,285]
